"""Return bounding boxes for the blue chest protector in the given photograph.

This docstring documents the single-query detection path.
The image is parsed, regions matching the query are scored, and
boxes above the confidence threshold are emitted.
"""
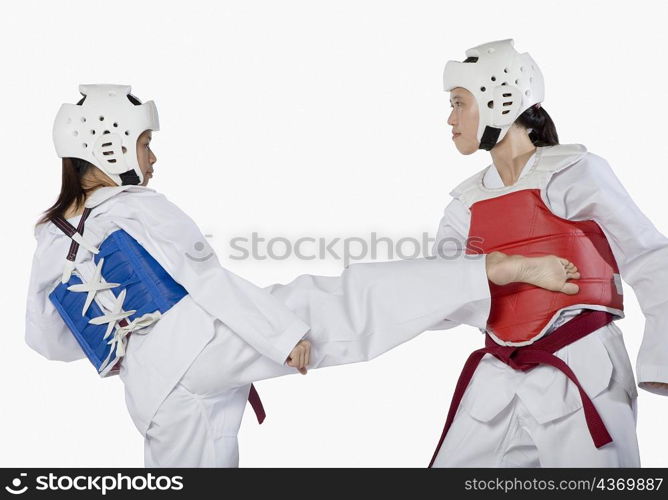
[47,213,266,424]
[49,229,187,377]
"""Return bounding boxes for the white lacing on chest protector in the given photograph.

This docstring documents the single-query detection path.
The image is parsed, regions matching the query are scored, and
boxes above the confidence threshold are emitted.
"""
[53,213,162,373]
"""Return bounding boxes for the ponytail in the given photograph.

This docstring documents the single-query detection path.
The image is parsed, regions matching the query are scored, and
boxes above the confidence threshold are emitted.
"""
[515,104,559,147]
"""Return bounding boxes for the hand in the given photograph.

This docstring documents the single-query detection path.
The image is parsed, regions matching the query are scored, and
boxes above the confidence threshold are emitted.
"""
[286,340,311,375]
[642,381,668,391]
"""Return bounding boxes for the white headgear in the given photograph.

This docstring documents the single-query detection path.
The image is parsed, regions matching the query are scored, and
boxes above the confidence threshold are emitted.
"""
[53,84,160,185]
[443,39,544,150]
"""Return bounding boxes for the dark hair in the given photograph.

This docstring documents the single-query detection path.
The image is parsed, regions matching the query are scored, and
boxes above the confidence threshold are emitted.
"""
[36,92,144,226]
[514,104,559,146]
[36,157,97,226]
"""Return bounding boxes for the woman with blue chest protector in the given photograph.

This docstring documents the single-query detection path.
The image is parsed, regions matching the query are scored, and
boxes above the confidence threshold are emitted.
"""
[428,39,668,468]
[25,84,582,467]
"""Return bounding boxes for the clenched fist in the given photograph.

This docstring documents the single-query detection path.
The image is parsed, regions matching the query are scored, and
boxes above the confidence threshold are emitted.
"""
[286,339,311,375]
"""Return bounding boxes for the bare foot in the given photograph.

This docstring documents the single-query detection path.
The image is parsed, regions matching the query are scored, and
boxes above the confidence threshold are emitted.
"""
[486,251,581,294]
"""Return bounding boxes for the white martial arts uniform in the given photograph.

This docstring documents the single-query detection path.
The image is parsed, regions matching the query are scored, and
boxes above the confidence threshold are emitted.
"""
[430,144,668,467]
[25,185,492,467]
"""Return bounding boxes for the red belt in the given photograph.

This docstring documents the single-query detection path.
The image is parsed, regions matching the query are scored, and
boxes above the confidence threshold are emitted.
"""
[247,383,266,424]
[428,309,615,468]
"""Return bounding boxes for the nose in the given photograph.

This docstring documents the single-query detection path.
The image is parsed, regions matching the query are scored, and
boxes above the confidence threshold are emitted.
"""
[149,151,157,165]
[447,108,456,127]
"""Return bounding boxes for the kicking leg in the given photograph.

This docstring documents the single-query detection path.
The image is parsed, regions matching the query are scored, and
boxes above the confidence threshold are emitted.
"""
[180,251,580,394]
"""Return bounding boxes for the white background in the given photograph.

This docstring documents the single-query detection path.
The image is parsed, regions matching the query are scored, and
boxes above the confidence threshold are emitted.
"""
[1,0,667,467]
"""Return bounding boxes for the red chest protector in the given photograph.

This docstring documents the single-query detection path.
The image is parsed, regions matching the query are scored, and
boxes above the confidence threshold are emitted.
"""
[465,187,623,344]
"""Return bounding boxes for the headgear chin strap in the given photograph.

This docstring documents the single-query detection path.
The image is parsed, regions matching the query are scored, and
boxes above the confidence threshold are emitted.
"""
[443,39,545,151]
[53,84,160,185]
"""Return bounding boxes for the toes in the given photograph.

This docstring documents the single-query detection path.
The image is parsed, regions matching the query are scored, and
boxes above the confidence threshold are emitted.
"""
[561,282,580,295]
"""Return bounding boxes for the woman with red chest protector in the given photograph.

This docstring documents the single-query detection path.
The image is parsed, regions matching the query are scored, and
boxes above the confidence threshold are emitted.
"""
[429,38,668,468]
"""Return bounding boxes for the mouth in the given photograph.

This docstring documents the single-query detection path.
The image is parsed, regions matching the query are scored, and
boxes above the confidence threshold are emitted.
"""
[452,133,461,139]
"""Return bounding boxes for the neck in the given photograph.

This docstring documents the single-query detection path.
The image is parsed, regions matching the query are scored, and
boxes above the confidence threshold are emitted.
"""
[489,127,537,187]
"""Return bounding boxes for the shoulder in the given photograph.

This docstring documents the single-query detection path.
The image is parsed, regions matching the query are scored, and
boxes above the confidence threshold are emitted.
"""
[550,147,615,182]
[581,150,613,170]
[85,187,206,245]
[105,188,207,241]
[98,186,187,218]
[33,220,50,239]
[546,148,631,210]
[83,185,172,210]
[532,143,589,177]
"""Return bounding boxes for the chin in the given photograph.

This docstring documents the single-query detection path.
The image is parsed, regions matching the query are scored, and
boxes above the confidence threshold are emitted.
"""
[455,142,479,155]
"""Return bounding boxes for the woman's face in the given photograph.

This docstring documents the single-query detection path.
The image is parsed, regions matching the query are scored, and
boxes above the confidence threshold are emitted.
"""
[447,87,480,155]
[136,129,157,186]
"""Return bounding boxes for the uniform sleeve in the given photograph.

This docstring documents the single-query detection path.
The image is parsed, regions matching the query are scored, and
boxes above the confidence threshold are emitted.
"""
[24,225,86,362]
[547,152,668,396]
[428,197,489,332]
[106,192,309,366]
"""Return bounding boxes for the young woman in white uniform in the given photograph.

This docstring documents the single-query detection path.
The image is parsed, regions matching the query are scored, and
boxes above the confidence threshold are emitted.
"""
[25,84,582,467]
[428,39,668,468]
